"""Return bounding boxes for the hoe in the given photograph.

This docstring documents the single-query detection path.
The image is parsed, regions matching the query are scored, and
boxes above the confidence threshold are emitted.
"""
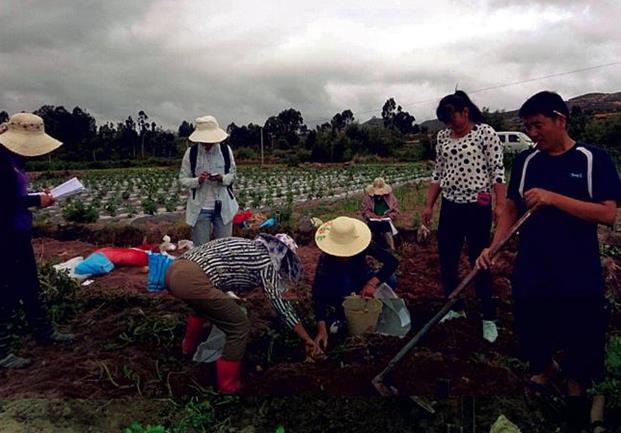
[372,210,533,405]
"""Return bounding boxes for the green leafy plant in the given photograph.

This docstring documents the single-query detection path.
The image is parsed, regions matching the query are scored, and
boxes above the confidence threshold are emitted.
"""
[118,308,184,348]
[123,421,169,433]
[38,263,81,323]
[175,398,215,433]
[63,200,99,223]
[165,198,177,212]
[142,197,157,215]
[105,200,119,216]
[591,334,621,409]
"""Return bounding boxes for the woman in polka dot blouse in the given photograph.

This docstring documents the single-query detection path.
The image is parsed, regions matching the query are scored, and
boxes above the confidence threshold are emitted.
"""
[422,90,506,343]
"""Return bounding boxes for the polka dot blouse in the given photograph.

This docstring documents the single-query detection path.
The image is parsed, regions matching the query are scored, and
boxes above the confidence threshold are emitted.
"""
[431,123,505,203]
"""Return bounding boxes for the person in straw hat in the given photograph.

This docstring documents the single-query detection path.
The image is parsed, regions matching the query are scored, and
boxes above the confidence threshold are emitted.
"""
[312,216,398,349]
[361,177,400,250]
[0,112,74,369]
[179,115,239,246]
[147,233,323,393]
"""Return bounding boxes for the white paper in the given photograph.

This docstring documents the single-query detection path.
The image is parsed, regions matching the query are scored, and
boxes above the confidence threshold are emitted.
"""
[388,220,398,236]
[50,177,86,200]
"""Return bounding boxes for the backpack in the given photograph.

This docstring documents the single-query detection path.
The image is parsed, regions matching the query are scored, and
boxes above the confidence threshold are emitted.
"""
[190,142,234,200]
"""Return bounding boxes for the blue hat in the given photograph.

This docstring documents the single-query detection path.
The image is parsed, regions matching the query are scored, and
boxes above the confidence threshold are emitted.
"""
[148,253,174,292]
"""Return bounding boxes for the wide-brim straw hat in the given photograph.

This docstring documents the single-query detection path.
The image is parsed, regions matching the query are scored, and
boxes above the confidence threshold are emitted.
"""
[189,115,228,144]
[315,216,372,257]
[365,177,392,196]
[0,112,62,157]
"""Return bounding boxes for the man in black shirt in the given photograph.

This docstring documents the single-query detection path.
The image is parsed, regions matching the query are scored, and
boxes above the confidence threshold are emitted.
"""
[477,91,621,433]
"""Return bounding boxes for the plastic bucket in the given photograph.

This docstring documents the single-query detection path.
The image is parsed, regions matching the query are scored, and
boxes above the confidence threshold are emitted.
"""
[342,296,383,336]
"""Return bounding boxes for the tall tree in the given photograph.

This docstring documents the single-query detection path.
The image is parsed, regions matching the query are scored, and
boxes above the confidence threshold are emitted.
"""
[33,105,97,161]
[381,98,417,134]
[568,105,588,142]
[71,106,97,161]
[331,109,355,132]
[138,110,149,158]
[122,116,138,158]
[382,98,397,128]
[482,107,507,132]
[178,120,195,138]
[263,108,306,149]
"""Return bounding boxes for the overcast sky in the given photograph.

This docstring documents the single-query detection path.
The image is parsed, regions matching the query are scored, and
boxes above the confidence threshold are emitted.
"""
[0,0,619,130]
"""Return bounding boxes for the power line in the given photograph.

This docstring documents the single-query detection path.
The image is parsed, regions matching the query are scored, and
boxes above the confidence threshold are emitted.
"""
[467,61,621,94]
[305,60,621,125]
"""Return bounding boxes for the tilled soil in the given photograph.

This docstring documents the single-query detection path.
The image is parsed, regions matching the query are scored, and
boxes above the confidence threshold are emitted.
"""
[0,231,617,433]
[0,235,552,399]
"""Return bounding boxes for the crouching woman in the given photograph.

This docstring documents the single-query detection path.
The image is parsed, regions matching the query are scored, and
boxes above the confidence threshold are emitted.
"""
[148,233,322,393]
[312,217,399,350]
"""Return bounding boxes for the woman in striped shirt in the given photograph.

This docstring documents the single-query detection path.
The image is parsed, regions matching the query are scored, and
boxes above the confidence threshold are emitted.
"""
[148,233,322,393]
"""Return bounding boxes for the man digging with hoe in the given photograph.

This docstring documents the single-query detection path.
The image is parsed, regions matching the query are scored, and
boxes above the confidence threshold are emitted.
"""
[477,91,621,433]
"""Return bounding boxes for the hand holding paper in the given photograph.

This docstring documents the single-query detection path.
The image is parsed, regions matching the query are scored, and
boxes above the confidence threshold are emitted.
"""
[50,177,86,200]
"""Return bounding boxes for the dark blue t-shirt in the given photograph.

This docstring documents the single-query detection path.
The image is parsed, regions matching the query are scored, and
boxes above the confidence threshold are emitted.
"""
[507,144,621,299]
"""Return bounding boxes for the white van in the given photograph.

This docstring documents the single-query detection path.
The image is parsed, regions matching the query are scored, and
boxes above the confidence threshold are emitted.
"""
[496,131,534,154]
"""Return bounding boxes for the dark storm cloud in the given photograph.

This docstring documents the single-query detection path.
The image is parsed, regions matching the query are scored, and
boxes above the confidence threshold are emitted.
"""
[0,0,619,129]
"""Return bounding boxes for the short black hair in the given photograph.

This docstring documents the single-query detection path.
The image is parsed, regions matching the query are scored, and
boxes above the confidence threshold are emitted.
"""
[436,90,484,124]
[518,91,569,119]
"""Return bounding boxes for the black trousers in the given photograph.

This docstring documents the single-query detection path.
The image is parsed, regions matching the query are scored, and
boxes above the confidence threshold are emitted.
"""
[514,297,607,387]
[437,197,495,320]
[0,232,53,357]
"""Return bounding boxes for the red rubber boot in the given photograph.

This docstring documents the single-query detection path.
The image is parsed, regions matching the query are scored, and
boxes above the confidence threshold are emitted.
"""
[181,314,207,356]
[216,358,242,393]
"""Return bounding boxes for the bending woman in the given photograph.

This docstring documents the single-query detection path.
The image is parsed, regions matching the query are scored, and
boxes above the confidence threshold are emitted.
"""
[148,233,321,393]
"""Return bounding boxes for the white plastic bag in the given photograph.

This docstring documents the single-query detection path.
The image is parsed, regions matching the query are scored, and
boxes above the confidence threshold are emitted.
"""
[177,239,194,251]
[192,292,245,363]
[159,235,176,252]
[193,325,226,363]
[374,283,411,337]
[53,256,91,282]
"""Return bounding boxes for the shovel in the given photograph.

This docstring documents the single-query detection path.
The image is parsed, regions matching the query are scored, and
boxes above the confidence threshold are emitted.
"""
[372,209,533,399]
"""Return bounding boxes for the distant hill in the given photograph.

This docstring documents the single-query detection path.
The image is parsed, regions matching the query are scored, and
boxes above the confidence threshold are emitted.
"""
[419,118,444,133]
[361,116,384,128]
[567,92,621,113]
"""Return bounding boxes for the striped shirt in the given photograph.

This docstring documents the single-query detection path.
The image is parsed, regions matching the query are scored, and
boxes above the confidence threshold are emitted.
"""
[180,237,300,328]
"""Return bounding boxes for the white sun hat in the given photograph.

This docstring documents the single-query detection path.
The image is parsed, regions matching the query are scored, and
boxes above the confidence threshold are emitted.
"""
[188,115,229,144]
[365,177,392,196]
[315,216,372,257]
[0,113,62,157]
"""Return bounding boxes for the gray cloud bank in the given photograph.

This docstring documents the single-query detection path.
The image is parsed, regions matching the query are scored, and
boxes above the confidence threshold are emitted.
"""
[0,0,619,130]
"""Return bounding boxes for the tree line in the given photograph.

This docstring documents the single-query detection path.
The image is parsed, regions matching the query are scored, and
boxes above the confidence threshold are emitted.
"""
[0,97,422,166]
[0,106,177,163]
[2,98,620,168]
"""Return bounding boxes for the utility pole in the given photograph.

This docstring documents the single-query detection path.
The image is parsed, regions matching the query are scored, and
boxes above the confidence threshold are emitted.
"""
[260,126,264,167]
